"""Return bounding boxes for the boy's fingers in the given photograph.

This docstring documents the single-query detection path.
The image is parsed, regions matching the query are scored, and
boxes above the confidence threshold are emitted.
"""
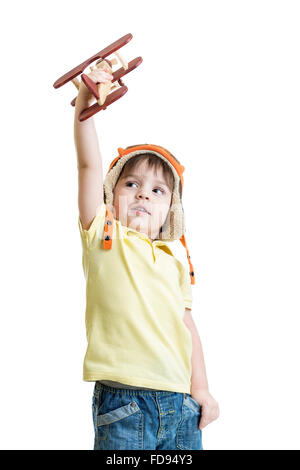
[199,416,208,430]
[199,407,209,430]
[199,406,219,430]
[88,71,113,83]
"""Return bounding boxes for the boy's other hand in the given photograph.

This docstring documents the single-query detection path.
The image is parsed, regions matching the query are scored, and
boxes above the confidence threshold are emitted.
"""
[191,389,220,430]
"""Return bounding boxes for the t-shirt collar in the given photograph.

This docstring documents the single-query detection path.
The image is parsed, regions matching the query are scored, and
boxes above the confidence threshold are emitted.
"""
[121,223,171,248]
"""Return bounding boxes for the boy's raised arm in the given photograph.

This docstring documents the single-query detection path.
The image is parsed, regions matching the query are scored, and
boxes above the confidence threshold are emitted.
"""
[74,82,103,170]
[74,70,112,230]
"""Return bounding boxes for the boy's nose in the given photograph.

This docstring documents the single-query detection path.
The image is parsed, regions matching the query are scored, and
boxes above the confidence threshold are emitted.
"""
[136,192,150,200]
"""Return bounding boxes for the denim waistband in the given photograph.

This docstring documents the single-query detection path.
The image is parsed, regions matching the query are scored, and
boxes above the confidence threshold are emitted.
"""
[95,380,189,398]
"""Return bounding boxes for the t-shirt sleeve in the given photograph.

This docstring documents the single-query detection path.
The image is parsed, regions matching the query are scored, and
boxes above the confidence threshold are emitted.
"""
[78,202,107,248]
[179,262,193,309]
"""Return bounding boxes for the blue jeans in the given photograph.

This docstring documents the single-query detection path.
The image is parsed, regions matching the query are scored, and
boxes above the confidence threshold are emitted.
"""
[92,382,203,450]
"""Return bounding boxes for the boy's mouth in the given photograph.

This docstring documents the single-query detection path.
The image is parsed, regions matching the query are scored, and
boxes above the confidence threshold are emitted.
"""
[131,206,151,215]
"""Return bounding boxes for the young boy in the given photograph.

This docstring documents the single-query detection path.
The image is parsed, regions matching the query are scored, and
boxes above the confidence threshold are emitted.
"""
[74,66,219,450]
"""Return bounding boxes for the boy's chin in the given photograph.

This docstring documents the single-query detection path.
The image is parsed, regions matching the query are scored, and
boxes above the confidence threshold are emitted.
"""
[128,218,149,230]
[127,218,159,235]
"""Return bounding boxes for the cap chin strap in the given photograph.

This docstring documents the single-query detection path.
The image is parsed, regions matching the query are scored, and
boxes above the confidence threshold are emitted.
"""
[103,205,195,285]
[103,205,114,249]
[179,234,195,285]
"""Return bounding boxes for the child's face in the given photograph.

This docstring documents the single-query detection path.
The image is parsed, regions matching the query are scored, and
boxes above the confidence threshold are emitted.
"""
[113,160,172,242]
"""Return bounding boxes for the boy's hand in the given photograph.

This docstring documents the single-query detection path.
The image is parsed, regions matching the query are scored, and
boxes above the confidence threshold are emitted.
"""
[191,389,220,430]
[77,68,113,106]
[87,68,113,85]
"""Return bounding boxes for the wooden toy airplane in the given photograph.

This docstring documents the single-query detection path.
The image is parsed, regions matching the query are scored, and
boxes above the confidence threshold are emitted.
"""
[53,33,142,121]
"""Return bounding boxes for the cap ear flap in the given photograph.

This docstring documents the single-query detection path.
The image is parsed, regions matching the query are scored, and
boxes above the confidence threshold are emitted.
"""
[179,180,182,199]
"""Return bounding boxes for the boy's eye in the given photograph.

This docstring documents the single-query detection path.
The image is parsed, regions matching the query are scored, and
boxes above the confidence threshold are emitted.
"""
[125,182,164,195]
[153,188,164,195]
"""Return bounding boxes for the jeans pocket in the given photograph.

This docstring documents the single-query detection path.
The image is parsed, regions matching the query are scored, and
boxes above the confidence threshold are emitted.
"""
[185,394,202,413]
[92,384,104,428]
[176,395,203,450]
[95,400,143,450]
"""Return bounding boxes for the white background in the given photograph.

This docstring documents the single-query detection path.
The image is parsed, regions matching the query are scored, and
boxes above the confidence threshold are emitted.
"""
[0,0,299,450]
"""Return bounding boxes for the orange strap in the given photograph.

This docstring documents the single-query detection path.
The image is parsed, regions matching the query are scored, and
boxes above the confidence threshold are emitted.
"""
[103,204,114,250]
[180,234,195,285]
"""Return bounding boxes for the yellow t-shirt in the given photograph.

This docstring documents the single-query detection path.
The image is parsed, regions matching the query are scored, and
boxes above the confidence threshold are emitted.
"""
[78,202,193,393]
